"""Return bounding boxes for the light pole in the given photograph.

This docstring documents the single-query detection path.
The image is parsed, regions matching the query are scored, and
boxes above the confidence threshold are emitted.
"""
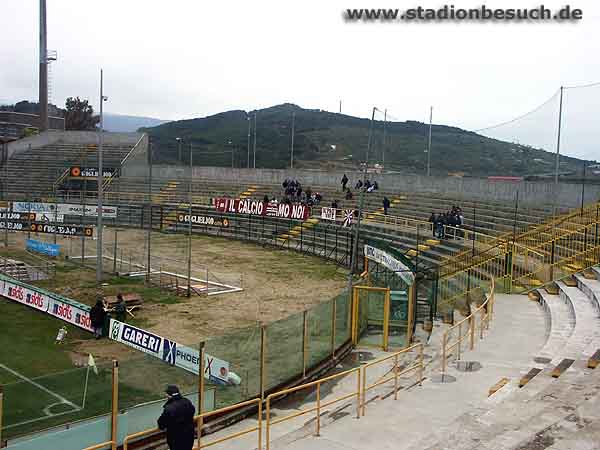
[176,137,182,163]
[382,109,387,166]
[227,139,233,168]
[96,68,108,284]
[187,143,193,297]
[246,115,251,168]
[346,107,378,293]
[290,111,295,169]
[253,112,257,169]
[426,106,433,176]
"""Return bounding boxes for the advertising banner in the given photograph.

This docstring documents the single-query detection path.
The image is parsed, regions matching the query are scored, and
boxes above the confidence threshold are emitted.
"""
[26,239,61,257]
[70,167,117,178]
[0,276,93,331]
[11,202,118,218]
[0,212,35,221]
[58,203,118,218]
[177,213,229,228]
[364,244,415,286]
[214,198,310,220]
[29,222,94,237]
[0,220,27,231]
[109,319,230,383]
[320,207,337,221]
[12,202,56,214]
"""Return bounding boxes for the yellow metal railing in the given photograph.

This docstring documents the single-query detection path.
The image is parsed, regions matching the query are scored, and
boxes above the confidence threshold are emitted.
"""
[196,397,262,450]
[82,441,115,450]
[442,278,495,374]
[265,367,361,450]
[360,343,424,416]
[123,427,160,450]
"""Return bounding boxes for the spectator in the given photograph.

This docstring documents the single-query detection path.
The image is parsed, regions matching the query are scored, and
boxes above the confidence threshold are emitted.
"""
[157,385,196,450]
[341,174,349,190]
[428,212,436,237]
[373,181,379,190]
[263,194,270,204]
[90,298,107,339]
[355,179,363,189]
[345,190,353,200]
[114,293,126,322]
[382,197,391,215]
[332,200,339,209]
[305,187,312,199]
[314,192,322,204]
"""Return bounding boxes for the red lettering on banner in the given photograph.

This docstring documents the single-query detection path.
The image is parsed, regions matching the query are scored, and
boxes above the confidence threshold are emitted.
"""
[54,303,73,320]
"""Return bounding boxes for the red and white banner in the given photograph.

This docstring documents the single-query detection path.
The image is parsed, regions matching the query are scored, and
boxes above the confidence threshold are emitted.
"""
[0,276,93,332]
[214,198,310,220]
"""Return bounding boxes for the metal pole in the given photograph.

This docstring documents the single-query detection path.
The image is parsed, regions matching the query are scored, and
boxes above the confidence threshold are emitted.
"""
[346,107,376,306]
[188,144,193,297]
[253,112,257,169]
[96,68,104,284]
[146,141,153,283]
[112,229,118,273]
[110,360,119,450]
[39,0,48,131]
[290,111,295,169]
[382,109,387,166]
[427,106,433,176]
[177,138,182,163]
[581,160,587,215]
[247,116,251,168]
[553,87,564,216]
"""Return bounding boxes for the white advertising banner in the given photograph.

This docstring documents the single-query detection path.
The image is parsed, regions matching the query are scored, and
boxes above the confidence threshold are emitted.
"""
[109,319,230,384]
[320,207,337,221]
[0,276,93,331]
[57,204,118,218]
[12,202,56,214]
[10,202,117,218]
[364,245,415,286]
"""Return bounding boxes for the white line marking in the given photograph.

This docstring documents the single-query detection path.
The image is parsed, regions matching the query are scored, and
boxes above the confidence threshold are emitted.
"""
[0,363,80,410]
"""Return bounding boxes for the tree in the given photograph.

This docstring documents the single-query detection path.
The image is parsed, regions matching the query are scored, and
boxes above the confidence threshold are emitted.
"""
[64,97,99,131]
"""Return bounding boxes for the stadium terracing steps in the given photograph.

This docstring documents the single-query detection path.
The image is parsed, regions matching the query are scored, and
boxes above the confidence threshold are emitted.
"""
[4,140,137,201]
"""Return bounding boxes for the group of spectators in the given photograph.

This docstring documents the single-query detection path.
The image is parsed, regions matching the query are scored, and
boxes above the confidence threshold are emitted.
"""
[428,206,464,239]
[340,173,380,199]
[262,179,323,207]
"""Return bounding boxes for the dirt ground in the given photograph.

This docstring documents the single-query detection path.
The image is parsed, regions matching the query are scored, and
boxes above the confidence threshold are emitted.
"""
[4,229,348,360]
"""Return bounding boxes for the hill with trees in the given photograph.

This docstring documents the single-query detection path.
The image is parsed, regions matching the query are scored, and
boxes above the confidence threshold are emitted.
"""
[140,103,585,177]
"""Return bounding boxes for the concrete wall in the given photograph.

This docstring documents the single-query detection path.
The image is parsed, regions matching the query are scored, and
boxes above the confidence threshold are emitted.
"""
[7,131,144,159]
[120,165,600,209]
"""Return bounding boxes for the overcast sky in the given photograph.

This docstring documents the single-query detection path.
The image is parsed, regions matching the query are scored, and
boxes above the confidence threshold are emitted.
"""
[1,0,599,159]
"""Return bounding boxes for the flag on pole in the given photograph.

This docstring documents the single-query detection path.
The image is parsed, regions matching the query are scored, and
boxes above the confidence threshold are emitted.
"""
[88,353,98,375]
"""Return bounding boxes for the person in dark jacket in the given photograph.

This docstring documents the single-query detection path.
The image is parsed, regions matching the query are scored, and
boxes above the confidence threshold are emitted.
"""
[90,298,106,339]
[382,197,391,215]
[341,174,348,191]
[157,385,196,450]
[114,293,127,322]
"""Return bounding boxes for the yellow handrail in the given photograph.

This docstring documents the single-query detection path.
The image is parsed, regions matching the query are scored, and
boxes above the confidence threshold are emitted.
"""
[441,277,495,374]
[122,427,160,450]
[265,367,361,450]
[361,343,424,416]
[82,441,114,450]
[195,397,262,450]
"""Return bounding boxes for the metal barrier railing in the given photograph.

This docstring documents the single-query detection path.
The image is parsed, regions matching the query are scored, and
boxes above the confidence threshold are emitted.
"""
[82,441,115,450]
[441,277,495,374]
[360,343,424,416]
[196,397,262,450]
[265,367,361,450]
[123,427,160,450]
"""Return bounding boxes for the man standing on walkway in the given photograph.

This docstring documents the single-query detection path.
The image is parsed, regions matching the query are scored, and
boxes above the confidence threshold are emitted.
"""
[158,385,196,450]
[382,196,391,215]
[341,173,348,191]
